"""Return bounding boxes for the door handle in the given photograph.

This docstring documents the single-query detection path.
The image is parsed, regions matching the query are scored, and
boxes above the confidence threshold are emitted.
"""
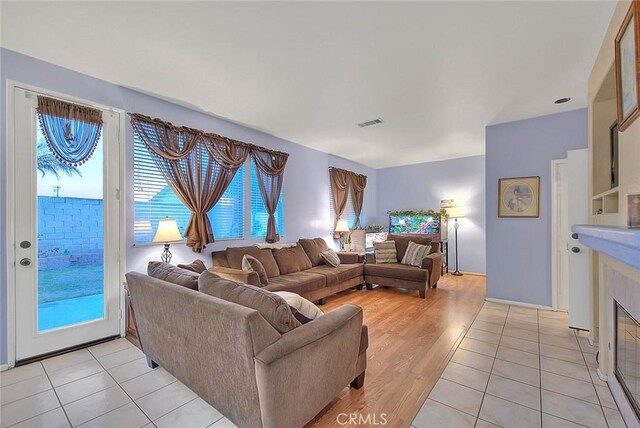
[19,258,32,266]
[571,247,580,253]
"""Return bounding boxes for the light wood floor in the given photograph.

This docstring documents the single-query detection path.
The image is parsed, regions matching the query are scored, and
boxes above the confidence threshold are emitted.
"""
[307,274,486,428]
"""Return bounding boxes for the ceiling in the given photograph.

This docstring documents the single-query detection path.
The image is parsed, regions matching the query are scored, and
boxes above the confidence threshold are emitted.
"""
[0,1,616,168]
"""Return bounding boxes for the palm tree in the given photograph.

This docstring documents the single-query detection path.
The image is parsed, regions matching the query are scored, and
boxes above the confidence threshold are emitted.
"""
[37,142,82,179]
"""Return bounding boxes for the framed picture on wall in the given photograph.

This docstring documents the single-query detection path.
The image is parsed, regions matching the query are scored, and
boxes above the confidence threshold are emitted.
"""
[498,176,540,218]
[615,1,640,131]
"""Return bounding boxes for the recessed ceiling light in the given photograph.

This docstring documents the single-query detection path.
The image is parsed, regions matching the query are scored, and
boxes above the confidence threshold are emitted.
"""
[554,97,571,104]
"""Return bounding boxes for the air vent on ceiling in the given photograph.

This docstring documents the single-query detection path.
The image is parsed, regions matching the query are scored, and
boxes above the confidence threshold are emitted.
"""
[357,118,383,128]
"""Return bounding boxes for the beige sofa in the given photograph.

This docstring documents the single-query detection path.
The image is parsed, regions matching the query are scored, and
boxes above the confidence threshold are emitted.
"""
[211,238,364,304]
[126,270,368,428]
[364,234,444,298]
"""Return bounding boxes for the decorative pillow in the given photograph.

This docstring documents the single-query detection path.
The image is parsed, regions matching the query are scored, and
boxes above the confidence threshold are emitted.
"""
[273,291,324,324]
[320,249,341,267]
[198,271,301,334]
[298,238,330,266]
[401,241,431,267]
[242,255,269,286]
[226,246,280,278]
[386,234,432,262]
[147,261,202,290]
[272,244,313,275]
[374,241,398,264]
[177,259,207,274]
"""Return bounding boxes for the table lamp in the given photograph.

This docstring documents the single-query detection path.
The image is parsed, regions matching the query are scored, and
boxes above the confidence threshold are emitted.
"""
[153,217,183,263]
[334,218,350,250]
[447,206,465,276]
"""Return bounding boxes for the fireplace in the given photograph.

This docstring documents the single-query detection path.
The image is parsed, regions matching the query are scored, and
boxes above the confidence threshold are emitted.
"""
[616,302,640,419]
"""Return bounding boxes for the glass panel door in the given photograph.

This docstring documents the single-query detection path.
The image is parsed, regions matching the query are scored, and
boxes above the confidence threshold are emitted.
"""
[13,87,122,361]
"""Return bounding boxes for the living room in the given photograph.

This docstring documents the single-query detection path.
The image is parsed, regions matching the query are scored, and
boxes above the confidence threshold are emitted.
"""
[2,1,640,427]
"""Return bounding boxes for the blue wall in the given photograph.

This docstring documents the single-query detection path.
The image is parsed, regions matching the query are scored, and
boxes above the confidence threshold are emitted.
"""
[0,48,377,365]
[485,109,588,307]
[377,155,486,274]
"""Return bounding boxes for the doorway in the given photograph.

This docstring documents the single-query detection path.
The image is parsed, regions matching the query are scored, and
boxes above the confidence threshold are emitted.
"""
[552,159,569,311]
[8,84,124,363]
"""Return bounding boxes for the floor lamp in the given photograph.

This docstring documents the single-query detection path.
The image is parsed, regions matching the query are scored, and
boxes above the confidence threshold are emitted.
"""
[448,206,465,276]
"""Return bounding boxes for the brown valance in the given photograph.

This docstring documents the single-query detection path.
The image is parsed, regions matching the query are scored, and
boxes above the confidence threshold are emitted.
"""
[130,113,288,159]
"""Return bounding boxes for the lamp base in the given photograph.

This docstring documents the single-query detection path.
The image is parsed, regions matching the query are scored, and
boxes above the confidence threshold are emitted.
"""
[161,244,172,263]
[451,271,464,277]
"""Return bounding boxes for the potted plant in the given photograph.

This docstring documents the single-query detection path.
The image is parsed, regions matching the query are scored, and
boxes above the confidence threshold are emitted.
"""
[343,233,352,252]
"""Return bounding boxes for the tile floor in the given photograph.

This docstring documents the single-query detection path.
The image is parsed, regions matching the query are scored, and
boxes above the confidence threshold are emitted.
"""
[0,339,235,427]
[412,301,627,428]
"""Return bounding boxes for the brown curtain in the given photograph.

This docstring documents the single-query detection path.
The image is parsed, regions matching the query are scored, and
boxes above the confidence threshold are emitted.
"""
[329,167,350,238]
[131,114,250,252]
[251,150,288,243]
[350,172,367,228]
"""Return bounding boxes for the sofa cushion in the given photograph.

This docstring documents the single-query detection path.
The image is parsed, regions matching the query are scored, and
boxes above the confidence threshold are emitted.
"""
[386,234,432,262]
[198,270,300,334]
[307,264,364,287]
[320,249,341,267]
[242,255,269,286]
[401,241,431,267]
[272,245,313,275]
[265,272,326,295]
[273,291,324,322]
[147,261,201,290]
[374,241,397,264]
[226,246,280,278]
[298,238,330,266]
[177,259,207,274]
[364,263,428,282]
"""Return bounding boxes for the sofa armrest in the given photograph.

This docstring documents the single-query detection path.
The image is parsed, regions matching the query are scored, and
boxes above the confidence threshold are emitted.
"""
[255,304,362,364]
[337,252,359,264]
[365,253,376,264]
[208,266,261,287]
[421,252,443,285]
[254,304,363,427]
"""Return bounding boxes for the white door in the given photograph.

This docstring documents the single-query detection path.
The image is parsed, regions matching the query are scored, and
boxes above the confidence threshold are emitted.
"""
[12,86,122,361]
[552,160,569,311]
[567,149,591,330]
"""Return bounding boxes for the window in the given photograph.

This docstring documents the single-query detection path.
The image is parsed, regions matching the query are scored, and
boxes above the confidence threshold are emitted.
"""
[329,182,357,229]
[251,162,283,237]
[133,134,244,244]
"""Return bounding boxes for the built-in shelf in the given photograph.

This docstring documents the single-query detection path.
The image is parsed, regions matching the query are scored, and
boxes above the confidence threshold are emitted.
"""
[592,187,619,215]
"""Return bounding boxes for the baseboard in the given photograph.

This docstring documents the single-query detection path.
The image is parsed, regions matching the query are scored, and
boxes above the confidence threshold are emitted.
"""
[0,364,10,372]
[461,272,486,277]
[485,297,553,311]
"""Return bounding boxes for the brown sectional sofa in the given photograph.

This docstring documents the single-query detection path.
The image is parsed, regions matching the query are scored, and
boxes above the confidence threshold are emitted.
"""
[211,238,364,303]
[126,270,368,428]
[364,234,444,298]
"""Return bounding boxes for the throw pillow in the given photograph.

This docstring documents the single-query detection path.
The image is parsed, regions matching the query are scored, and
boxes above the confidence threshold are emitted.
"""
[177,259,207,274]
[320,249,341,267]
[401,241,431,267]
[242,254,269,286]
[198,271,301,334]
[374,241,398,264]
[273,291,324,324]
[147,261,201,290]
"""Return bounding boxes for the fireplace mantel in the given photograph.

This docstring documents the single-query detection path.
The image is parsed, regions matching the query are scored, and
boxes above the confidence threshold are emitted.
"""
[572,225,640,271]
